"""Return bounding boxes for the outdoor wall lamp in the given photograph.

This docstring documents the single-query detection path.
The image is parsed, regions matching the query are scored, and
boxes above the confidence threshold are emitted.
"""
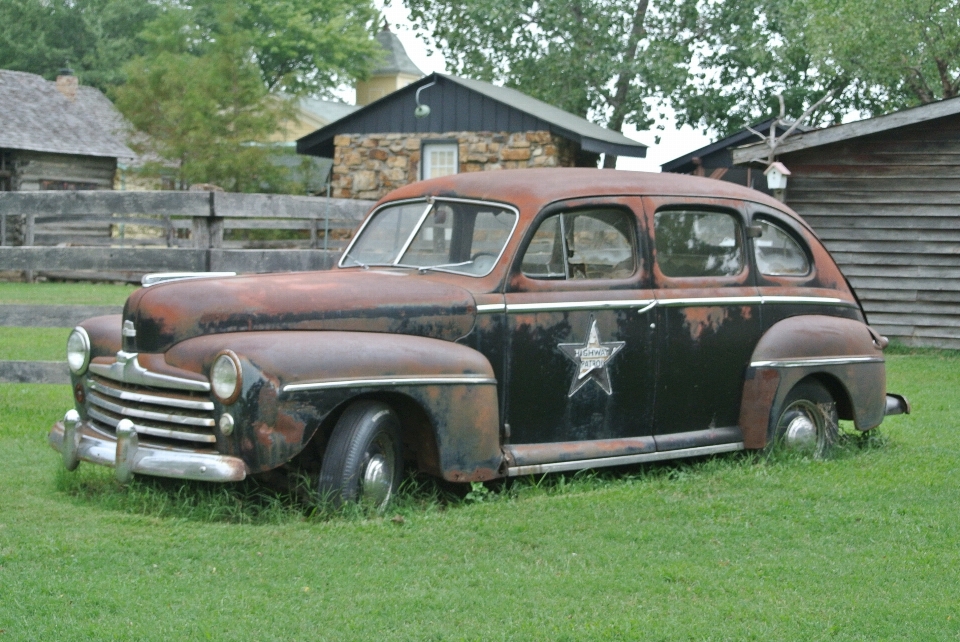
[414,80,436,118]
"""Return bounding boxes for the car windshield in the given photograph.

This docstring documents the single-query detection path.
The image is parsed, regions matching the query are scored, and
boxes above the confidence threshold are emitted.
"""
[343,199,518,276]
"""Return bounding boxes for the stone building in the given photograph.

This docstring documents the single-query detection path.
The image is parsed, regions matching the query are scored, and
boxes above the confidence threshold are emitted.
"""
[297,73,647,200]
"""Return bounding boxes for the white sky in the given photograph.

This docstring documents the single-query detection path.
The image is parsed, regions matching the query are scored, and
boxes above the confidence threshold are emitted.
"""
[376,1,713,173]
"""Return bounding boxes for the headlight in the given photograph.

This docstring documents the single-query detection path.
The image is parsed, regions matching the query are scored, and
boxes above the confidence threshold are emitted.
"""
[211,351,242,403]
[66,327,91,375]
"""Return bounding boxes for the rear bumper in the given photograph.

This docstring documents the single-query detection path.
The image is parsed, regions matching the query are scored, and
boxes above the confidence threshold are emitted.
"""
[884,393,911,416]
[49,410,247,483]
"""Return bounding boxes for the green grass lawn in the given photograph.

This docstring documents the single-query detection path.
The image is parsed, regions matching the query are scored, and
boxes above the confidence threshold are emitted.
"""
[0,281,136,306]
[0,352,957,640]
[0,328,71,361]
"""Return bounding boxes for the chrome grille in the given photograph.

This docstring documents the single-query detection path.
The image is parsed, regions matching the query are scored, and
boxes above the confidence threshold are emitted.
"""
[85,374,217,447]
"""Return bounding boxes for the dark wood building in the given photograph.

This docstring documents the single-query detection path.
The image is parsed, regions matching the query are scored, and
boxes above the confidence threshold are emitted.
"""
[661,118,807,196]
[732,98,960,350]
[297,73,647,200]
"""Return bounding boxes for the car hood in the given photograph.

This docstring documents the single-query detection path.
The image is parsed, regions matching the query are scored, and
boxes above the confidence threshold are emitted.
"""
[123,270,479,354]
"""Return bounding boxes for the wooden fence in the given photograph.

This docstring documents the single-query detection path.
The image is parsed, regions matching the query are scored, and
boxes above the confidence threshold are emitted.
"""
[0,191,375,279]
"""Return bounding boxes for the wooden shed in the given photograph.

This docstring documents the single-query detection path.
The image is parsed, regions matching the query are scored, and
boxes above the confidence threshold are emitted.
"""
[732,98,960,349]
[0,69,134,192]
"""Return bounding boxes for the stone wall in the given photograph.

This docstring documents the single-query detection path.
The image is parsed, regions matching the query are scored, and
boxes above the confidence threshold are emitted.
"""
[331,131,581,200]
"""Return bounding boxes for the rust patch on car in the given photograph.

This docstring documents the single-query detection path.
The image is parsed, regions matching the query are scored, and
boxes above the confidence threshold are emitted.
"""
[739,367,781,448]
[683,306,729,340]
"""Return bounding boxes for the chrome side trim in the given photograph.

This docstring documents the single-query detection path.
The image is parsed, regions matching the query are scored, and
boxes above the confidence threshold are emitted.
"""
[283,374,497,394]
[49,417,246,482]
[88,379,214,411]
[658,296,761,307]
[89,351,210,392]
[88,394,215,427]
[505,299,656,313]
[496,295,854,315]
[505,442,745,476]
[142,272,237,287]
[87,406,217,443]
[476,303,507,313]
[761,295,855,307]
[750,356,884,368]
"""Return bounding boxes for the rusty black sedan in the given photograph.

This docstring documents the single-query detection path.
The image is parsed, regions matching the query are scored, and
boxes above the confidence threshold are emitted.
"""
[49,169,909,508]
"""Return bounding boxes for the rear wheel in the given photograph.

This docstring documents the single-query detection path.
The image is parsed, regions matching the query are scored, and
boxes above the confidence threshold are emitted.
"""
[318,401,402,510]
[771,380,838,458]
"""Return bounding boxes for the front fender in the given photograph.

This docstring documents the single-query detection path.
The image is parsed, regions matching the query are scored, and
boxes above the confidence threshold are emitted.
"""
[164,331,501,479]
[738,315,886,448]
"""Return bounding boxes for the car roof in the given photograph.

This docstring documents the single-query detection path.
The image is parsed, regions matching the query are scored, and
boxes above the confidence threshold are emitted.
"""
[380,168,791,215]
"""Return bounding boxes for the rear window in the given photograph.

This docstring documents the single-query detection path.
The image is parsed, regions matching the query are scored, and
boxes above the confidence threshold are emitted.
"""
[754,219,810,276]
[654,210,743,277]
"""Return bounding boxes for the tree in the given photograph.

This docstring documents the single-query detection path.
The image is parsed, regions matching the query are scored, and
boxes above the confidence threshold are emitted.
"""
[0,0,159,92]
[404,0,960,144]
[672,0,960,137]
[113,0,381,191]
[805,0,960,111]
[401,0,698,167]
[114,3,293,192]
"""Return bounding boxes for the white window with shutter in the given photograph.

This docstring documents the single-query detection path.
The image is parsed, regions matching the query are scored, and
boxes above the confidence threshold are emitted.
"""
[421,142,458,179]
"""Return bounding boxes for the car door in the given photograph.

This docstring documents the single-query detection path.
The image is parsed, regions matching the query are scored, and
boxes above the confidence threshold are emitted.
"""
[501,198,658,462]
[646,198,761,450]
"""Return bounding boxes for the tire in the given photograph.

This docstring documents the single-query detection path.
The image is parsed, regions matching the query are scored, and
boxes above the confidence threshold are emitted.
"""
[770,380,838,458]
[318,401,402,510]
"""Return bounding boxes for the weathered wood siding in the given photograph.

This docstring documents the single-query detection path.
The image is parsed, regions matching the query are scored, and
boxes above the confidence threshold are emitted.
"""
[12,150,116,191]
[783,117,960,349]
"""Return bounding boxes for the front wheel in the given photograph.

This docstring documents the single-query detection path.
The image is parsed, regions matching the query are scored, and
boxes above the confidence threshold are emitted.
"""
[318,401,402,510]
[770,380,838,458]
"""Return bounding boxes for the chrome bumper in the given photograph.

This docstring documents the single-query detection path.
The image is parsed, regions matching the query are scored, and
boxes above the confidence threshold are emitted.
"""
[49,410,248,483]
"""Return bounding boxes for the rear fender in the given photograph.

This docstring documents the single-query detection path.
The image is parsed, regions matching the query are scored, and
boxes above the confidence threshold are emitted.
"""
[164,331,501,479]
[739,315,886,448]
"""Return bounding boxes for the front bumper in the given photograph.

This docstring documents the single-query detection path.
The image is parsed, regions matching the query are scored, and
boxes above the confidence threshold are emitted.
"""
[49,410,247,483]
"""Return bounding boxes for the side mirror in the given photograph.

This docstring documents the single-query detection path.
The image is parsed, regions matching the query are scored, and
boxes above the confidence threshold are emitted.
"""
[746,225,763,239]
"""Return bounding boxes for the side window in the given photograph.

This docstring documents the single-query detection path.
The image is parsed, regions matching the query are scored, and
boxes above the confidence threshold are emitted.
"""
[521,208,636,280]
[654,209,743,277]
[754,219,810,276]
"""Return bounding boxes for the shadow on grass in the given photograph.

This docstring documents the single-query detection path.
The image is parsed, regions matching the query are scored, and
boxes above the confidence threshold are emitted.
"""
[55,424,888,525]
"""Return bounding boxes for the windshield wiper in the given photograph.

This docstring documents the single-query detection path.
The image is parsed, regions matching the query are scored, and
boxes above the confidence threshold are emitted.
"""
[417,260,473,274]
[341,253,369,269]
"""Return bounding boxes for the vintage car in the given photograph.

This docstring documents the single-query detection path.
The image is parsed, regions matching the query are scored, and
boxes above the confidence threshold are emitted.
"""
[49,169,909,508]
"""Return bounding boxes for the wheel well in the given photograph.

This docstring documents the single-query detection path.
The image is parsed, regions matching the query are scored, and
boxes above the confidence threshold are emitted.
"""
[299,392,442,478]
[801,373,854,421]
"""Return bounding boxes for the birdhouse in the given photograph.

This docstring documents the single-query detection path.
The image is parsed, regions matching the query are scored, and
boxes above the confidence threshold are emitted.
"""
[764,161,791,190]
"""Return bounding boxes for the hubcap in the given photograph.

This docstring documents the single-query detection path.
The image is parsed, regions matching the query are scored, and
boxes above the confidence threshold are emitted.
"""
[361,454,392,508]
[784,414,817,451]
[779,400,824,454]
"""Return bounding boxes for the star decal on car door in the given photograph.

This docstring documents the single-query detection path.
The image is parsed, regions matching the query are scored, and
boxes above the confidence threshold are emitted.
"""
[558,318,626,397]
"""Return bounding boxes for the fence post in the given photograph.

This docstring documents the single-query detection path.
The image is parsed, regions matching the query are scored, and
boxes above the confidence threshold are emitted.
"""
[1,212,6,246]
[24,212,35,282]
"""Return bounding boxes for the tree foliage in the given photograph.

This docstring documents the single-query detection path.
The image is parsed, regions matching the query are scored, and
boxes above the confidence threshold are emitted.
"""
[806,0,960,109]
[0,0,159,92]
[404,0,960,141]
[401,0,698,166]
[113,3,290,192]
[673,0,960,136]
[111,0,380,192]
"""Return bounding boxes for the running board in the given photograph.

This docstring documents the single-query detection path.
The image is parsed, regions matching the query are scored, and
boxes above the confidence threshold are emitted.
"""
[504,442,745,477]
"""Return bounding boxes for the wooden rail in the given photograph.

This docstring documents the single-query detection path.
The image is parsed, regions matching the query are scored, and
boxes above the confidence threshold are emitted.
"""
[0,191,375,278]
